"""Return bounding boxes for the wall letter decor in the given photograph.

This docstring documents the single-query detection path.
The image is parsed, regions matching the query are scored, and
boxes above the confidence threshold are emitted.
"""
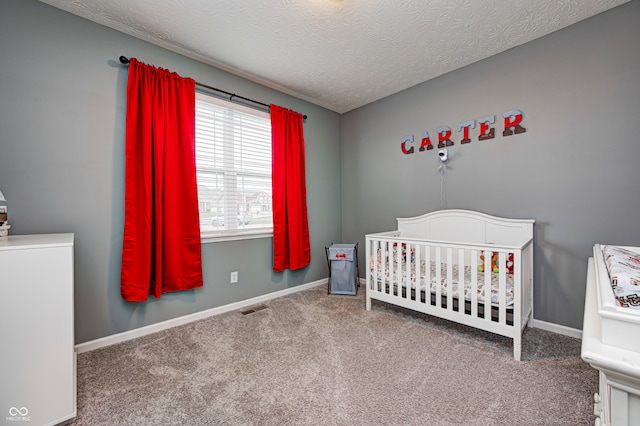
[420,132,433,151]
[400,109,526,156]
[401,135,415,155]
[502,109,526,136]
[478,115,496,141]
[437,126,454,148]
[458,120,476,144]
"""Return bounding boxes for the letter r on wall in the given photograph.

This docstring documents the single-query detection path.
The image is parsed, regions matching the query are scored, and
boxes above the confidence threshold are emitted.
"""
[502,109,526,136]
[437,126,454,148]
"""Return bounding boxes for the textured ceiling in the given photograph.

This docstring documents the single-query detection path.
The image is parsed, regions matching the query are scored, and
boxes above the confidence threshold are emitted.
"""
[40,0,629,113]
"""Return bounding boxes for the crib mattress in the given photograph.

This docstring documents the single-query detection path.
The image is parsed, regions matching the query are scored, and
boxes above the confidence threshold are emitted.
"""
[370,260,514,308]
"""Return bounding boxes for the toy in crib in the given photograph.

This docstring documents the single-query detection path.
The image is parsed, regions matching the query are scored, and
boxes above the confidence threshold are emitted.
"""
[479,251,498,273]
[506,253,514,274]
[478,251,515,274]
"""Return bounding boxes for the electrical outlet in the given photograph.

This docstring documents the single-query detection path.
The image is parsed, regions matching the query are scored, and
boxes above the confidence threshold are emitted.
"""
[230,271,238,283]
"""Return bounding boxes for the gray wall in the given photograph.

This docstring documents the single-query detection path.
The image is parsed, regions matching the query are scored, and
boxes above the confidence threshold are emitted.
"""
[0,0,342,344]
[341,0,640,330]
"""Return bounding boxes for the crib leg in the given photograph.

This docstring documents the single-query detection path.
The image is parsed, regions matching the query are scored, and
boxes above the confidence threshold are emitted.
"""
[513,335,522,361]
[366,295,371,311]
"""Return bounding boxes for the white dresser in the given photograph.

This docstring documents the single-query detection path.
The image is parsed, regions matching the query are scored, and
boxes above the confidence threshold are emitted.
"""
[0,234,76,425]
[582,257,640,426]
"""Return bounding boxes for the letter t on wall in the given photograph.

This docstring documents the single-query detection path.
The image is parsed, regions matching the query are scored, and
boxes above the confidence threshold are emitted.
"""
[458,120,476,144]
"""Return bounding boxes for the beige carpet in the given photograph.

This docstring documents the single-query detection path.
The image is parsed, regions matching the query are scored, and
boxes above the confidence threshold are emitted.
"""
[71,285,597,425]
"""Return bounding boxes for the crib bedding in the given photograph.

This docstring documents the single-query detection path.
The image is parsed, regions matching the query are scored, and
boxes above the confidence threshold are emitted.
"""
[602,245,640,309]
[370,257,514,308]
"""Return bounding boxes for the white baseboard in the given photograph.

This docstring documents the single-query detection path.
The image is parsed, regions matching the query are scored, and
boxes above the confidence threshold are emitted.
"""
[532,319,582,340]
[76,279,327,354]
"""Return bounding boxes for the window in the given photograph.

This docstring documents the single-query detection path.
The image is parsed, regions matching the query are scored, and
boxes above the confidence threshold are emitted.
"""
[195,92,273,241]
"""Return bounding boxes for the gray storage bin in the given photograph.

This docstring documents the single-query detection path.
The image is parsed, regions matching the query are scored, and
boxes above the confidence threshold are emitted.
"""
[326,243,358,295]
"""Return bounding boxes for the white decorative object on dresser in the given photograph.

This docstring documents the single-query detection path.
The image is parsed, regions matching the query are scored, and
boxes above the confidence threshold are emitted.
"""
[582,245,640,426]
[0,234,76,425]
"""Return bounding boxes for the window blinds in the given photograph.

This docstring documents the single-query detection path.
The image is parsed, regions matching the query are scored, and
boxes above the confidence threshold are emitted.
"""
[195,92,273,236]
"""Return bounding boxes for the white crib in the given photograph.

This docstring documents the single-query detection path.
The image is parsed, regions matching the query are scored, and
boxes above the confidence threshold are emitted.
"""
[365,209,534,361]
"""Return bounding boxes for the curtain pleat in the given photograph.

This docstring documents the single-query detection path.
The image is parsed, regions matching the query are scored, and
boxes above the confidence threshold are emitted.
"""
[121,58,203,301]
[271,104,310,271]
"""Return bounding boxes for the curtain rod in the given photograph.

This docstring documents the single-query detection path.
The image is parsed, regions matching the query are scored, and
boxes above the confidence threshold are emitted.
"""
[119,56,307,120]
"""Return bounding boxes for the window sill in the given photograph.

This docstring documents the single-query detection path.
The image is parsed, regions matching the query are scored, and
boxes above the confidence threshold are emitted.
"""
[201,230,273,244]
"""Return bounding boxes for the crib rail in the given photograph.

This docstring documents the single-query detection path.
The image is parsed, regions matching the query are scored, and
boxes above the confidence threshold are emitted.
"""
[365,232,534,346]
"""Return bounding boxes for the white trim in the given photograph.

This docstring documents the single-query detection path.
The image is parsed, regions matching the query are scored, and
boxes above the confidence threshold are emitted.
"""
[76,279,327,354]
[531,319,582,339]
[201,230,272,243]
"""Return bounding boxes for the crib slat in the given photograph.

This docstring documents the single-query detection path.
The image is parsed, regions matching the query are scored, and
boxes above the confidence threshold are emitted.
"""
[471,249,478,318]
[381,242,387,295]
[395,242,401,298]
[458,248,465,314]
[446,248,453,311]
[391,242,395,296]
[400,243,405,298]
[435,247,442,307]
[405,243,411,299]
[498,251,506,325]
[425,244,431,305]
[415,243,422,304]
[372,240,378,292]
[408,243,412,299]
[377,240,382,293]
[375,240,379,293]
[515,249,523,327]
[484,250,492,322]
[389,241,394,296]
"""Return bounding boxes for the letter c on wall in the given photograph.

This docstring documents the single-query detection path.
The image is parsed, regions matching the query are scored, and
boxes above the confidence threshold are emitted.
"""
[401,135,415,154]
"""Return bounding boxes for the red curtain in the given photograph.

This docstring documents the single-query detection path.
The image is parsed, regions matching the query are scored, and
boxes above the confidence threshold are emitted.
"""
[121,58,203,301]
[271,104,311,271]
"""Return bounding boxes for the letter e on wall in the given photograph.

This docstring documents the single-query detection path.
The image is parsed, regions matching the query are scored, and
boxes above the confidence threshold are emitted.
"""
[478,115,496,141]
